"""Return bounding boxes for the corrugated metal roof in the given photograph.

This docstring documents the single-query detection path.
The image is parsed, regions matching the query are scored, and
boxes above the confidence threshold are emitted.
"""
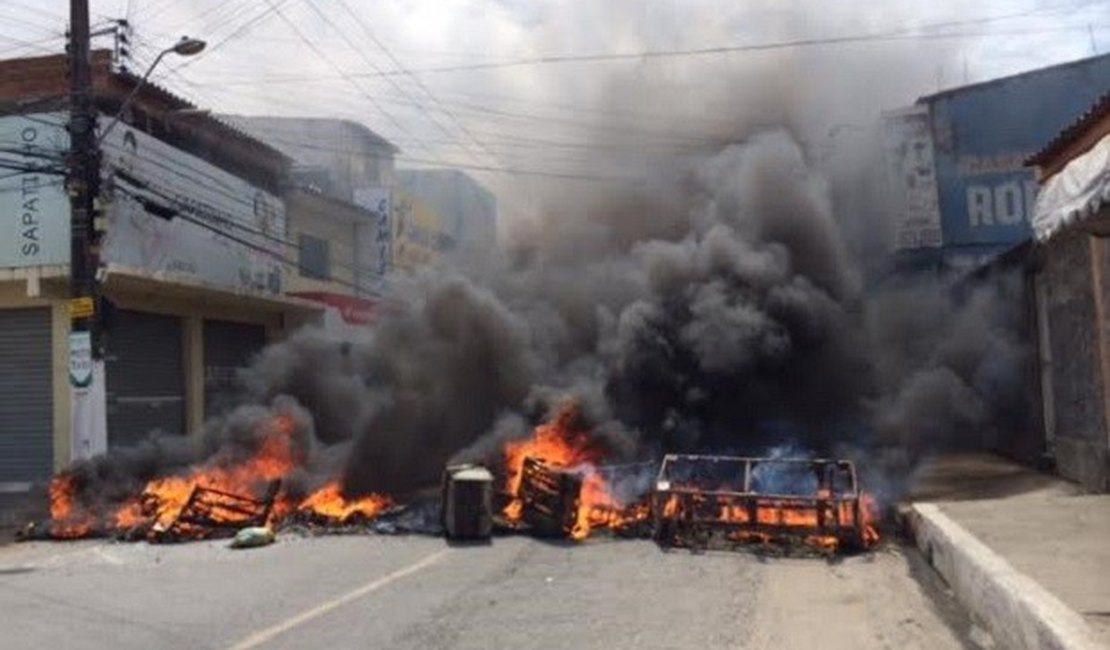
[1026,91,1110,167]
[110,64,292,164]
[0,50,291,164]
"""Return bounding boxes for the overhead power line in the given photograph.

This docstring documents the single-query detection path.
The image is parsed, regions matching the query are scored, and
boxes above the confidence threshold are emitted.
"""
[160,0,300,79]
[331,0,493,165]
[184,18,1110,85]
[300,0,485,165]
[258,0,442,161]
[228,130,632,182]
[113,182,377,295]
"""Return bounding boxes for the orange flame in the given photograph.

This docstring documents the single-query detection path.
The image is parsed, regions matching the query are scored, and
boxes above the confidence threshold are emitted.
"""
[297,481,393,522]
[48,475,94,538]
[48,413,398,540]
[119,414,302,531]
[501,401,646,540]
[660,487,882,552]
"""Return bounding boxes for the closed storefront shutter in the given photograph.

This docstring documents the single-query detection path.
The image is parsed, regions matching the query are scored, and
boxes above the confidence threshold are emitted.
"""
[203,319,266,418]
[105,310,184,448]
[0,308,53,483]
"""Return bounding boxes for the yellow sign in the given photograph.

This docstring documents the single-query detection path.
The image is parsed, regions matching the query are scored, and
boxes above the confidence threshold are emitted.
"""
[393,190,453,271]
[69,296,95,320]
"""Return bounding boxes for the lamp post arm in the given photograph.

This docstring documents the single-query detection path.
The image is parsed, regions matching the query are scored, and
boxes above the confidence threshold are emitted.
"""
[96,48,170,146]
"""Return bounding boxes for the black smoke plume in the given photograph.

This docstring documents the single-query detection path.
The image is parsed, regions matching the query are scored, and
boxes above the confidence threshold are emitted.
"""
[46,4,1034,511]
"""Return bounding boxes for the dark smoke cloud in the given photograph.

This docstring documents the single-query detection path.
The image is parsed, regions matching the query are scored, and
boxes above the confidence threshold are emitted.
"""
[54,129,1030,512]
[49,5,1036,512]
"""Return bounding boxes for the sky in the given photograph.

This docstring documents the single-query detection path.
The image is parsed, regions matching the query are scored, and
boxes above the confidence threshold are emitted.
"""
[1,0,1107,222]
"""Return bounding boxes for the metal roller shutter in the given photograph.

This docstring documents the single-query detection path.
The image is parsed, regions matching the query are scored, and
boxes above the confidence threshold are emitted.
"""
[106,310,185,448]
[203,319,266,418]
[0,308,53,483]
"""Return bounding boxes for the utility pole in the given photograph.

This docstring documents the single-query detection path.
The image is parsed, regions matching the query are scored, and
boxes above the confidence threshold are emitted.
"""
[67,0,100,356]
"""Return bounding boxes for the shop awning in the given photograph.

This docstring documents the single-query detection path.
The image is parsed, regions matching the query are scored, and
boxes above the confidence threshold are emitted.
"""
[1033,133,1110,241]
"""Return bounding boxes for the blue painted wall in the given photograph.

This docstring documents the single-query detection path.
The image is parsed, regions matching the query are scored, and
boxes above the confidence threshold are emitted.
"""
[923,54,1110,252]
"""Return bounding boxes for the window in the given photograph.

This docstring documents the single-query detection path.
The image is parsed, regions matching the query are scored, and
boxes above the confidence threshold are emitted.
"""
[298,233,330,280]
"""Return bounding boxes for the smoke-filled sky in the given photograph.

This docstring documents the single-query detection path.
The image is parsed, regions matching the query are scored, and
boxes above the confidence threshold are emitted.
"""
[2,0,1108,224]
[27,0,1062,508]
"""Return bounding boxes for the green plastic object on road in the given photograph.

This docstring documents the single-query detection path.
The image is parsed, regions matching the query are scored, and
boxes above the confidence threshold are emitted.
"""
[229,526,275,549]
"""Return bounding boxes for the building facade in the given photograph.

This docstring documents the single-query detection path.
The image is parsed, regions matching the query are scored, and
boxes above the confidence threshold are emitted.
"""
[226,116,398,204]
[284,188,384,330]
[228,116,399,299]
[883,53,1110,274]
[0,52,321,488]
[394,169,498,258]
[1027,93,1110,492]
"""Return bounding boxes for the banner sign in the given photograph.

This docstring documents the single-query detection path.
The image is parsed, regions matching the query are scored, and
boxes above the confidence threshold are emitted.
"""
[882,107,943,250]
[353,186,392,294]
[0,113,70,267]
[392,190,454,271]
[68,331,93,388]
[924,56,1110,248]
[100,121,285,294]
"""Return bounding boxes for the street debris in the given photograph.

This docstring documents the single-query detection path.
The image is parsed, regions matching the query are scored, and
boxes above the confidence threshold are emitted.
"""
[229,526,276,549]
[651,455,880,555]
[150,480,281,543]
[442,464,494,540]
[34,400,881,555]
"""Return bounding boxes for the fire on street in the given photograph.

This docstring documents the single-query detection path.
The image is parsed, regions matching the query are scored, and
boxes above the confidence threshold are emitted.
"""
[0,535,981,650]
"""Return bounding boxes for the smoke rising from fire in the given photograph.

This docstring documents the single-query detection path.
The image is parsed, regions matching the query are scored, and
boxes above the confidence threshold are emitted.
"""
[52,3,1035,511]
[220,130,1026,501]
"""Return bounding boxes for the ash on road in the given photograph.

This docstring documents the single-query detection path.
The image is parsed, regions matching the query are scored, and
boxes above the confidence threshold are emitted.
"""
[0,536,982,650]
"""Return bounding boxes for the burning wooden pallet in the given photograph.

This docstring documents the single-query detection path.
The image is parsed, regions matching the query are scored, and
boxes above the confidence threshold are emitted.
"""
[149,480,281,543]
[508,457,654,539]
[518,456,583,537]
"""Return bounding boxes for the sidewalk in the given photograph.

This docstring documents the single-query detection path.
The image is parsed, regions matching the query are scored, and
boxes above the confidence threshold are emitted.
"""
[907,453,1110,649]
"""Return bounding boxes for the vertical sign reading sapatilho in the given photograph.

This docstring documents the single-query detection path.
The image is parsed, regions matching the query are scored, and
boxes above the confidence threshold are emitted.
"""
[0,113,70,267]
[353,187,392,294]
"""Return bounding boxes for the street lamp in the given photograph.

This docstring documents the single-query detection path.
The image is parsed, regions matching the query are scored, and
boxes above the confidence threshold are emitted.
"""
[97,36,206,144]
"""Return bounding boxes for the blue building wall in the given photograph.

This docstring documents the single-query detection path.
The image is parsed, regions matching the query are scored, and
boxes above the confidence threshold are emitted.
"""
[921,53,1110,264]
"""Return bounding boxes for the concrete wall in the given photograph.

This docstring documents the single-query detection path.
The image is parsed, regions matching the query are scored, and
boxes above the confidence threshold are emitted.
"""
[227,117,395,203]
[1039,227,1108,491]
[285,191,374,297]
[394,169,498,256]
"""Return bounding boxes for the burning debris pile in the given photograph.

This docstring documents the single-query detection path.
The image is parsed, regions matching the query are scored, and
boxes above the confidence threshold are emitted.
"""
[36,407,393,542]
[652,455,879,554]
[27,128,1019,557]
[498,402,652,540]
[35,396,882,554]
[488,402,881,552]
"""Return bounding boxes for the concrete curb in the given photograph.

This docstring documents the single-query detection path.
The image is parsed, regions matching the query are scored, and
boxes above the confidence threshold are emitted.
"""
[904,503,1104,650]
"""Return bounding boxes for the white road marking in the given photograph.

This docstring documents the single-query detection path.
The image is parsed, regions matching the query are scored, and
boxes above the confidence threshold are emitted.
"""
[224,548,450,650]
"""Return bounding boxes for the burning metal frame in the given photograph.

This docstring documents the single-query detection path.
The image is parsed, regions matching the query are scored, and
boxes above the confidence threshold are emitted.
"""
[651,454,873,552]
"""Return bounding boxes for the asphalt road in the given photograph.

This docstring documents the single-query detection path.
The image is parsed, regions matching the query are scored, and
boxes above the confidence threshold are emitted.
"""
[0,534,985,649]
